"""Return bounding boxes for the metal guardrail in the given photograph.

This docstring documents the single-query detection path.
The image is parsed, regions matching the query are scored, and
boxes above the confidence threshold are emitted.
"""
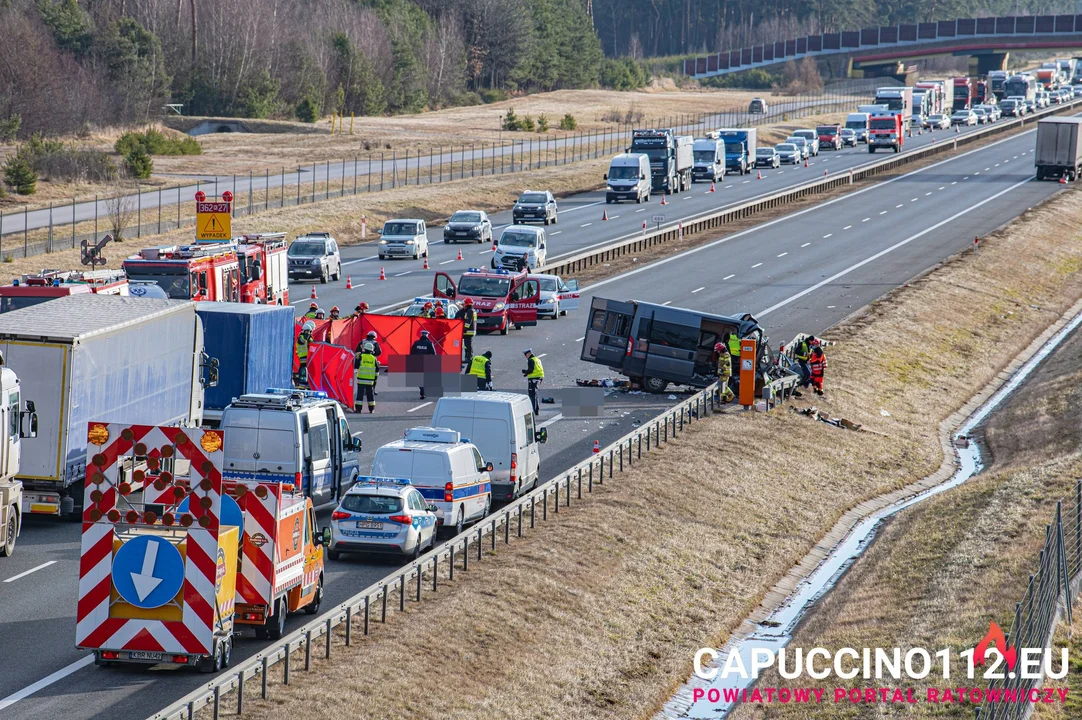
[150,382,723,720]
[544,98,1082,281]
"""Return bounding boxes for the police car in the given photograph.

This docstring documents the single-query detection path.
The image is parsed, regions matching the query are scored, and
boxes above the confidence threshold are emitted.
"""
[327,477,438,560]
[399,296,461,318]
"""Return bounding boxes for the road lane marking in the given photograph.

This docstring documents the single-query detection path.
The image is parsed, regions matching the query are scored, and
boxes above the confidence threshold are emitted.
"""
[479,249,492,254]
[777,252,787,257]
[939,186,946,190]
[610,215,620,219]
[723,274,735,280]
[3,560,56,583]
[635,209,646,212]
[0,655,95,711]
[994,164,1000,168]
[879,210,888,215]
[896,204,903,208]
[661,300,672,306]
[438,259,455,265]
[394,271,411,277]
[984,167,990,171]
[343,255,379,266]
[823,233,832,238]
[683,196,692,200]
[801,242,811,247]
[692,286,705,293]
[580,223,592,227]
[751,262,763,268]
[575,336,585,342]
[742,180,750,184]
[535,353,547,358]
[407,402,432,413]
[925,192,932,196]
[551,231,562,235]
[843,225,852,230]
[952,181,957,185]
[537,413,564,430]
[861,218,869,222]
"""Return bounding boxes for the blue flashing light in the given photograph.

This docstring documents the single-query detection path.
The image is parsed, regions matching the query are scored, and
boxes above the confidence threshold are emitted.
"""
[52,279,61,287]
[357,476,412,486]
[467,267,482,273]
[11,279,18,287]
[265,387,328,399]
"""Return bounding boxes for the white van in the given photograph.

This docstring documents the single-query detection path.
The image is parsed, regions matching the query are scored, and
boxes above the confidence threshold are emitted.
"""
[430,392,547,502]
[691,137,726,183]
[371,427,492,535]
[845,112,871,143]
[493,226,546,271]
[604,153,651,204]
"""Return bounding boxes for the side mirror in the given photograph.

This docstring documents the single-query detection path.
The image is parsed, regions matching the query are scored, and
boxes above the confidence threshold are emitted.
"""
[320,527,331,548]
[24,400,34,413]
[20,411,37,439]
[426,503,439,513]
[640,173,647,180]
[486,461,494,472]
[352,436,363,451]
[534,427,548,444]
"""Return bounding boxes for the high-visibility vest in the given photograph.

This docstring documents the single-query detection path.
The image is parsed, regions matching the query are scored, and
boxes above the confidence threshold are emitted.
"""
[794,341,810,361]
[356,353,378,384]
[809,354,826,377]
[526,356,544,380]
[462,308,477,336]
[468,355,490,378]
[304,311,318,319]
[728,335,741,357]
[296,334,309,361]
[716,352,732,379]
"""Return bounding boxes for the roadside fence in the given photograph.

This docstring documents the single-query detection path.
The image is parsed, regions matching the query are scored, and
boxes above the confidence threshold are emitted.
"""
[0,80,891,264]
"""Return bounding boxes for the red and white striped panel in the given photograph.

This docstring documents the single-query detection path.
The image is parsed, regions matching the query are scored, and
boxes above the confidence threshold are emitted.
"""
[236,484,279,606]
[271,499,307,597]
[76,424,225,656]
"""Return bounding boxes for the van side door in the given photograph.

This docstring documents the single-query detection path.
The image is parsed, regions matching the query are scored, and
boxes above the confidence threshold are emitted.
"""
[433,271,457,300]
[557,278,580,312]
[301,408,334,505]
[581,297,635,368]
[508,277,540,327]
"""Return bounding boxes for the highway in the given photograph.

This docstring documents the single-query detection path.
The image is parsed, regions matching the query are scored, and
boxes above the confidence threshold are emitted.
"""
[0,118,1065,720]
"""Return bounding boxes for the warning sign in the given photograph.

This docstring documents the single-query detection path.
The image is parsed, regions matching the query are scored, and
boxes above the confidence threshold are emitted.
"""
[196,201,231,240]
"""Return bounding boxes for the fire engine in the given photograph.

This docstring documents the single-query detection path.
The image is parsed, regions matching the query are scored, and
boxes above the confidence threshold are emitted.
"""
[123,244,241,302]
[432,267,540,334]
[0,269,129,314]
[236,233,289,305]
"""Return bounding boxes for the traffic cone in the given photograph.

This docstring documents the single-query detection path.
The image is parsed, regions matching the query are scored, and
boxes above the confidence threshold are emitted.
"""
[345,275,353,290]
[602,209,608,221]
[661,194,668,205]
[456,249,463,261]
[824,169,828,177]
[592,439,600,454]
[379,267,386,280]
[423,256,429,270]
[1060,174,1068,185]
[642,221,647,234]
[310,286,317,300]
[804,158,809,168]
[757,170,762,180]
[710,181,716,192]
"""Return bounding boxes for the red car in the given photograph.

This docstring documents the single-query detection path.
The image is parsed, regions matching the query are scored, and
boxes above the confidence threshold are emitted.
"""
[816,124,843,151]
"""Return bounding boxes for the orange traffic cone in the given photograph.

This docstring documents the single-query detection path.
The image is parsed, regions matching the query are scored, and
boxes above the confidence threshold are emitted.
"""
[757,170,762,180]
[1060,174,1068,185]
[379,267,386,280]
[661,194,668,205]
[423,256,429,270]
[310,286,317,300]
[710,181,716,192]
[804,158,809,168]
[345,275,353,290]
[456,249,463,261]
[602,209,608,221]
[592,439,600,454]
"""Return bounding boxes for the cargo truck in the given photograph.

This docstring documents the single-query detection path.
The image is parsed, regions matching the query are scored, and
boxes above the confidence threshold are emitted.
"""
[868,113,903,153]
[629,129,693,193]
[0,361,38,558]
[0,269,128,314]
[0,295,209,519]
[718,128,756,175]
[873,87,913,132]
[196,304,294,427]
[1034,117,1082,181]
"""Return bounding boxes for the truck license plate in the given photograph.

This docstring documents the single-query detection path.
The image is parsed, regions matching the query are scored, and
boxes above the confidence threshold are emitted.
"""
[356,520,383,530]
[129,651,164,661]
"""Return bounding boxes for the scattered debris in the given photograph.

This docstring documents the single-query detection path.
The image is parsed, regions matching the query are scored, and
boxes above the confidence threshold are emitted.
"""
[575,378,630,388]
[792,406,887,436]
[880,409,892,417]
[954,435,970,448]
[668,394,678,400]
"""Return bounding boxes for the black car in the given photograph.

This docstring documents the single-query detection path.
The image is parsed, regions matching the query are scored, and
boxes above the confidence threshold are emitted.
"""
[754,148,779,169]
[512,190,559,226]
[287,232,341,284]
[443,210,492,244]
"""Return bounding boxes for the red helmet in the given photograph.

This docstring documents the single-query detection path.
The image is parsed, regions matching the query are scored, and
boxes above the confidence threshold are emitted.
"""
[714,342,725,353]
[309,302,318,310]
[356,302,369,312]
[435,306,446,317]
[423,301,433,309]
[463,297,473,306]
[330,306,340,313]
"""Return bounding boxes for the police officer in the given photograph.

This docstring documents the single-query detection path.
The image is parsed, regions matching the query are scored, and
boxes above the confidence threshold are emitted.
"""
[522,348,544,415]
[461,297,477,365]
[295,321,315,387]
[468,350,493,391]
[329,306,341,320]
[355,342,379,413]
[713,342,735,403]
[411,329,437,399]
[303,302,319,320]
[355,330,383,395]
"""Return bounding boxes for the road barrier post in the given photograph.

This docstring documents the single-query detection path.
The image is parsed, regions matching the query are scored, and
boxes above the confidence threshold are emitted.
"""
[236,670,244,713]
[364,596,370,635]
[381,585,388,622]
[304,630,311,671]
[261,657,268,699]
[345,606,352,646]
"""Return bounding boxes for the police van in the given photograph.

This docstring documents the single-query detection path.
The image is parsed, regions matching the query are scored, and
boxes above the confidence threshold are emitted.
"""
[219,388,363,507]
[371,427,492,536]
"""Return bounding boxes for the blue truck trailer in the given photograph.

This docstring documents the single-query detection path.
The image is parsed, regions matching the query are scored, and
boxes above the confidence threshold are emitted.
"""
[0,295,206,517]
[196,303,295,426]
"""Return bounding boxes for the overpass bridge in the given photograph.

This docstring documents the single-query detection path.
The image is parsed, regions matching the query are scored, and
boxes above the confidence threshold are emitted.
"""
[682,15,1082,80]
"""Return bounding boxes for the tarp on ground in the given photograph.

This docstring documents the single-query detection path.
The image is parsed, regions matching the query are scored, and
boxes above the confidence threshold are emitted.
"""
[305,342,356,410]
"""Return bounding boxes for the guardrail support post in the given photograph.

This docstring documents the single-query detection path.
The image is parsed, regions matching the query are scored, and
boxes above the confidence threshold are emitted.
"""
[433,555,439,591]
[346,606,352,646]
[417,565,423,601]
[364,596,370,635]
[505,514,510,544]
[400,573,407,611]
[588,462,593,492]
[464,537,470,571]
[261,656,268,698]
[663,417,668,443]
[284,644,291,685]
[638,434,642,459]
[450,544,456,579]
[620,444,624,472]
[491,519,497,549]
[382,585,388,622]
[326,619,333,658]
[577,468,582,499]
[543,488,549,520]
[477,528,483,561]
[304,630,312,671]
[236,670,244,713]
[554,482,560,512]
[187,701,194,720]
[212,686,220,720]
[530,498,536,528]
[517,506,523,537]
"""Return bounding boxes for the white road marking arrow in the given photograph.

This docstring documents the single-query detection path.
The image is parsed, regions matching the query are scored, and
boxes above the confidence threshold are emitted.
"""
[130,540,162,601]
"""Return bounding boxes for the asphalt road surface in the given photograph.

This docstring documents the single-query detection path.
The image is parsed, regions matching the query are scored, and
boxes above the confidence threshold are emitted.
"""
[0,119,1063,720]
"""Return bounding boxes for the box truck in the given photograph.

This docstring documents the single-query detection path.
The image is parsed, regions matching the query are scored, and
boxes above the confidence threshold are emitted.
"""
[1035,117,1082,181]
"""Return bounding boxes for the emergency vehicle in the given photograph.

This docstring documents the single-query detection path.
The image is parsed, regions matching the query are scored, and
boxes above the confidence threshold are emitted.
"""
[76,424,327,672]
[432,268,540,334]
[0,269,128,314]
[122,243,241,302]
[235,233,289,305]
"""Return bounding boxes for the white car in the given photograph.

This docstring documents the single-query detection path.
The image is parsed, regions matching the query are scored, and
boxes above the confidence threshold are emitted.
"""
[791,129,820,156]
[402,296,461,318]
[786,136,810,160]
[951,110,976,126]
[378,219,428,260]
[530,273,580,319]
[328,477,438,560]
[493,226,547,270]
[926,114,951,130]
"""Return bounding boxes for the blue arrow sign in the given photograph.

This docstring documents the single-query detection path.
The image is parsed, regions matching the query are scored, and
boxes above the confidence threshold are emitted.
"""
[112,535,185,609]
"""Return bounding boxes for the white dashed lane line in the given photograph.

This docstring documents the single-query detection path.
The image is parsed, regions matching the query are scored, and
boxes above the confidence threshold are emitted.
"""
[801,242,811,247]
[861,218,870,222]
[723,274,735,280]
[692,286,705,293]
[925,192,932,196]
[661,300,672,306]
[896,204,903,208]
[3,561,56,584]
[580,223,592,227]
[394,271,411,277]
[407,402,432,413]
[551,231,561,235]
[938,186,945,190]
[843,225,852,230]
[751,262,763,268]
[879,210,888,215]
[823,233,832,238]
[438,259,455,265]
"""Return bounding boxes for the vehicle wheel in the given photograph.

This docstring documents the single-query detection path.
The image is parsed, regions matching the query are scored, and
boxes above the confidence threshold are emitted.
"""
[635,195,642,204]
[606,198,612,204]
[379,254,386,261]
[328,549,341,561]
[412,541,422,561]
[491,259,497,269]
[333,265,341,281]
[320,269,328,284]
[481,496,491,520]
[868,147,875,154]
[200,640,224,673]
[267,599,287,641]
[543,217,549,226]
[304,574,324,615]
[893,145,900,153]
[221,636,233,669]
[499,321,508,336]
[0,511,15,557]
[552,301,559,318]
[552,214,558,225]
[643,376,669,393]
[454,508,465,536]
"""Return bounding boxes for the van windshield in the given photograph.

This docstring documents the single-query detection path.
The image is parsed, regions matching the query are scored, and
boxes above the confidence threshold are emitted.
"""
[342,494,402,514]
[382,222,419,236]
[693,150,716,163]
[845,120,865,129]
[608,165,640,180]
[500,231,537,248]
[459,276,511,297]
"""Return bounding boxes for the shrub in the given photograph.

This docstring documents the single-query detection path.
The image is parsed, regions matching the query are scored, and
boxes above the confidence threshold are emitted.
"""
[479,88,509,104]
[295,97,320,123]
[702,67,777,90]
[536,114,549,132]
[0,114,20,142]
[34,148,117,182]
[601,107,644,124]
[115,128,201,157]
[124,146,153,179]
[521,115,535,131]
[3,154,37,194]
[559,113,577,131]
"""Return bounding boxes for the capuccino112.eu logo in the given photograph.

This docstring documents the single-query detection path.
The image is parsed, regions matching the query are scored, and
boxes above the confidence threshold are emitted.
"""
[690,623,1071,707]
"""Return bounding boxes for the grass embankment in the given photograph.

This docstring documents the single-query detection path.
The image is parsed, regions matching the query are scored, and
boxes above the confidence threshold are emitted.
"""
[733,300,1082,720]
[197,174,1082,719]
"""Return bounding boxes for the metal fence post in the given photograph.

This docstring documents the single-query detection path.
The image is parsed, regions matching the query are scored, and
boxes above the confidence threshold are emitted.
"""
[380,153,385,191]
[345,606,352,646]
[417,564,423,601]
[304,630,311,671]
[236,669,244,713]
[381,585,388,622]
[325,618,332,658]
[283,644,291,685]
[156,189,162,234]
[48,203,53,252]
[261,656,268,698]
[72,196,77,247]
[399,573,406,611]
[353,157,358,194]
[463,537,469,571]
[364,595,370,635]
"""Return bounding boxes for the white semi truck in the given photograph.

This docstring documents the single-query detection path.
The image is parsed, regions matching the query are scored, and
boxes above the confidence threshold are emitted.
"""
[0,357,39,557]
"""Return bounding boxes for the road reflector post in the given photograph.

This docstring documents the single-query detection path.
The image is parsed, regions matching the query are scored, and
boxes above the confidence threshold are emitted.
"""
[739,338,758,408]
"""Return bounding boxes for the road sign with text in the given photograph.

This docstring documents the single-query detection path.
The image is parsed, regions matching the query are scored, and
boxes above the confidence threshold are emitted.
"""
[196,201,232,240]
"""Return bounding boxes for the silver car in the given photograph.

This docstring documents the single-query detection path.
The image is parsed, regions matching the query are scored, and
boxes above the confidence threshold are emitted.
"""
[786,136,810,160]
[775,142,801,164]
[529,273,580,319]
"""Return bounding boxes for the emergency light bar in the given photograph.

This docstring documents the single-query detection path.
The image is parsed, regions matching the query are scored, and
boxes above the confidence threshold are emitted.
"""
[466,267,511,275]
[404,427,461,443]
[265,388,328,399]
[356,476,412,486]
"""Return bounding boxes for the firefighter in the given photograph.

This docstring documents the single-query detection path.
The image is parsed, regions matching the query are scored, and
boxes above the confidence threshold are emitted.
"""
[714,342,735,403]
[727,331,742,392]
[420,301,435,318]
[808,345,827,396]
[434,303,446,319]
[468,350,493,391]
[315,307,326,320]
[411,329,437,399]
[461,297,477,365]
[295,321,315,387]
[522,348,544,415]
[355,343,379,413]
[352,302,369,318]
[793,336,812,388]
[304,302,319,320]
[329,306,341,320]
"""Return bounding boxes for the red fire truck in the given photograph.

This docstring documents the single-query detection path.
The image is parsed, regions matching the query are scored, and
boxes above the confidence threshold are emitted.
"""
[432,267,540,333]
[236,233,289,305]
[0,269,129,314]
[123,244,241,302]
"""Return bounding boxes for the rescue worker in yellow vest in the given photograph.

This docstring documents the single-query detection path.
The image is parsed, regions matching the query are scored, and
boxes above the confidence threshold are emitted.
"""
[461,297,477,365]
[468,350,493,391]
[295,321,315,388]
[523,348,544,415]
[355,342,379,413]
[303,302,319,320]
[713,342,735,403]
[793,336,812,390]
[727,331,742,393]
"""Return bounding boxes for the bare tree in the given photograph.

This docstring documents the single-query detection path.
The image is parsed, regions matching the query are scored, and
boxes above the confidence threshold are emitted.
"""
[104,182,137,243]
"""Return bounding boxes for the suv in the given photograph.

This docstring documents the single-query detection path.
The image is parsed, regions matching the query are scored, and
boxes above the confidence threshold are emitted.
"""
[748,98,768,114]
[791,129,820,156]
[379,219,428,260]
[288,232,341,284]
[443,210,492,244]
[512,190,558,226]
